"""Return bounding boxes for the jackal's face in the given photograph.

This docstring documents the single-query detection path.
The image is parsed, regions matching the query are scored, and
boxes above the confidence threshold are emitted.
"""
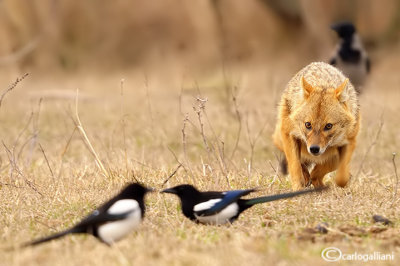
[292,77,353,156]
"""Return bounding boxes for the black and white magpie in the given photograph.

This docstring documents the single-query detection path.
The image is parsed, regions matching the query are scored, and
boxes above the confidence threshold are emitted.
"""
[161,185,325,225]
[329,21,370,92]
[23,183,153,247]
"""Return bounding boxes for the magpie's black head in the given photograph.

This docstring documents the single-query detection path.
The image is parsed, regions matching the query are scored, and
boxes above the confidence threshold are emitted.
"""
[161,184,202,220]
[331,22,356,39]
[119,183,154,200]
[161,184,200,198]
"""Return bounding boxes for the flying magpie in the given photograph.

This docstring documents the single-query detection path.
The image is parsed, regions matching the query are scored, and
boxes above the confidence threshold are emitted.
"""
[23,183,153,247]
[161,185,325,225]
[329,22,370,92]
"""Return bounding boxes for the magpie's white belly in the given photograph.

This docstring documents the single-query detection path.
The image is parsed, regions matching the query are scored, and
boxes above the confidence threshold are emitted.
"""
[194,199,239,225]
[97,211,141,244]
[97,199,142,244]
[336,60,367,87]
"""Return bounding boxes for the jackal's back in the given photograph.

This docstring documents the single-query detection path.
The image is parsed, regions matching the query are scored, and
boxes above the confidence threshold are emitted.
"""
[284,62,359,118]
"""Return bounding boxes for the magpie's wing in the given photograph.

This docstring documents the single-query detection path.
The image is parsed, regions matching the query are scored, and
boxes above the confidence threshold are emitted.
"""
[195,189,256,216]
[21,199,137,248]
[22,212,131,247]
[77,199,139,227]
[76,209,132,227]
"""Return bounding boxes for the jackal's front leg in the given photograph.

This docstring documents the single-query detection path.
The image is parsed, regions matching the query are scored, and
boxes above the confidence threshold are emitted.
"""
[310,157,339,188]
[281,133,304,190]
[336,138,357,187]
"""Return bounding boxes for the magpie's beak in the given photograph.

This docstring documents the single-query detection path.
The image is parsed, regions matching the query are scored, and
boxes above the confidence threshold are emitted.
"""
[146,187,155,193]
[161,188,177,194]
[330,24,340,32]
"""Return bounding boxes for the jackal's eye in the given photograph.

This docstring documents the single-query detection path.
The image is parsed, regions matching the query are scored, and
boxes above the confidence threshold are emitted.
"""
[305,122,312,129]
[324,123,333,130]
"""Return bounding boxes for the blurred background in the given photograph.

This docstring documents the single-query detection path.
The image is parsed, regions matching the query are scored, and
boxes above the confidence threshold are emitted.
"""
[1,0,399,78]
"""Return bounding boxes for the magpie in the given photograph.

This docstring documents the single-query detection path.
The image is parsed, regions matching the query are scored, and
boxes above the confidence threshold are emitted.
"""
[161,185,325,225]
[329,21,370,92]
[23,183,153,247]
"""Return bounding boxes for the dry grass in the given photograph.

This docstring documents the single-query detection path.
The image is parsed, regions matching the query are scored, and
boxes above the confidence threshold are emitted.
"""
[0,54,399,265]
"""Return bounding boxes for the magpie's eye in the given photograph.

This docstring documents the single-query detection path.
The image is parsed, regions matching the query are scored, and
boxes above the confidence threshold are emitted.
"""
[324,123,333,130]
[305,122,312,129]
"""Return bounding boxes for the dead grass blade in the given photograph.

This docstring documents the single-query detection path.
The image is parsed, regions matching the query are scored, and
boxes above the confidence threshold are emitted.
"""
[74,89,110,178]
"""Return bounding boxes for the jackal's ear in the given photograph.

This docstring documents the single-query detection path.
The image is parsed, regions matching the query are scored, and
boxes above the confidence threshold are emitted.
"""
[335,78,349,102]
[301,76,314,98]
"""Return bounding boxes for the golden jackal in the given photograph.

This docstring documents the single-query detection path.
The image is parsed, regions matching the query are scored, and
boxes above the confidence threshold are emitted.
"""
[273,62,360,190]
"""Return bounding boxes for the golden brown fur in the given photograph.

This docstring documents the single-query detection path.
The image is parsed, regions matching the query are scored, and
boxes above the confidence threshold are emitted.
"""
[273,62,360,190]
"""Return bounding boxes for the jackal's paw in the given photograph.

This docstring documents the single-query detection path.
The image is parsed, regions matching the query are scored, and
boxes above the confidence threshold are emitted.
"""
[291,181,305,191]
[335,173,350,187]
[311,178,324,188]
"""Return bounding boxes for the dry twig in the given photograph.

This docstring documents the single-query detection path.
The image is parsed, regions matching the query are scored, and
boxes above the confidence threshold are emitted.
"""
[39,143,55,182]
[245,113,269,176]
[181,114,189,163]
[193,95,229,185]
[355,116,384,178]
[26,98,42,166]
[2,141,43,196]
[57,126,77,179]
[161,164,182,187]
[230,87,242,160]
[120,78,129,177]
[74,89,110,178]
[144,75,155,134]
[0,73,29,109]
[193,97,212,157]
[392,152,398,206]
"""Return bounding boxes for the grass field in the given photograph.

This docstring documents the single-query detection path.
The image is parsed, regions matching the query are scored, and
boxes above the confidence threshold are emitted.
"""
[0,53,399,265]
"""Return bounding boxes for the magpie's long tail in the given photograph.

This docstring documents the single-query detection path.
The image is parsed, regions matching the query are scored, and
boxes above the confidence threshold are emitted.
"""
[22,227,83,247]
[244,187,327,206]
